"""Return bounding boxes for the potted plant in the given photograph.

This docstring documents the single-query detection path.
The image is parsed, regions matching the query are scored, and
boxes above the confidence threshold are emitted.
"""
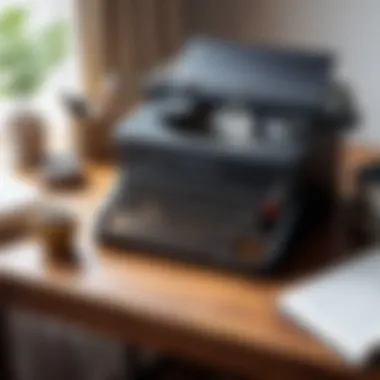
[0,5,67,169]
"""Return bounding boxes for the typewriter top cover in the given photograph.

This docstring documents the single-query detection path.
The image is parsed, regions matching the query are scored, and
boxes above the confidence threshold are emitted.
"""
[117,38,337,167]
[144,37,334,115]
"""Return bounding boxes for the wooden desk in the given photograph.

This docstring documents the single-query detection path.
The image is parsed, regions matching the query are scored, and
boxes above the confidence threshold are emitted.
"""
[0,146,379,380]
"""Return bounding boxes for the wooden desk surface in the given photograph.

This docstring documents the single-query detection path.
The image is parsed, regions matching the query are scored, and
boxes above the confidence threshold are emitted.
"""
[0,145,380,379]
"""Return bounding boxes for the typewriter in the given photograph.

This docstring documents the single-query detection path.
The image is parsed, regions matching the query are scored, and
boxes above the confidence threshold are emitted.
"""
[96,38,357,274]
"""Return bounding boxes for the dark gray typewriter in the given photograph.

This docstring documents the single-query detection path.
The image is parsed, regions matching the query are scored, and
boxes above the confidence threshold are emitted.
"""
[96,38,357,274]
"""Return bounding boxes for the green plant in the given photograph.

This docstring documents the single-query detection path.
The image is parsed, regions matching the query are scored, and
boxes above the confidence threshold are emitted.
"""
[0,5,68,99]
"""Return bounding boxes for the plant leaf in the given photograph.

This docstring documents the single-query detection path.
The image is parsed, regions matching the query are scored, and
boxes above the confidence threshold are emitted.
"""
[0,37,43,98]
[0,6,67,99]
[1,60,43,98]
[0,6,29,38]
[0,6,30,71]
[0,35,31,69]
[39,21,68,71]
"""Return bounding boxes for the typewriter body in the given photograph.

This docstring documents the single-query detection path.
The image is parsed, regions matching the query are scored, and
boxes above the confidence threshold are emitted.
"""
[96,38,356,274]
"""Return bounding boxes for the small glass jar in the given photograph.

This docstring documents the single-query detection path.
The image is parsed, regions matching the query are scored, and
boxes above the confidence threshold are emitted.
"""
[8,108,46,170]
[34,207,77,265]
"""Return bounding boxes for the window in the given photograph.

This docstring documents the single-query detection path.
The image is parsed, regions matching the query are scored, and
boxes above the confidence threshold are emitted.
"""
[0,0,79,137]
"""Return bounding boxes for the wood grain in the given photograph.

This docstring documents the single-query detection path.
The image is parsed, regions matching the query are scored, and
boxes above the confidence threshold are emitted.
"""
[0,146,379,379]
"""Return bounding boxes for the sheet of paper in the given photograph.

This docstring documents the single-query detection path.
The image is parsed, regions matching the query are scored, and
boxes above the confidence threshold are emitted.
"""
[279,248,380,366]
[0,175,38,214]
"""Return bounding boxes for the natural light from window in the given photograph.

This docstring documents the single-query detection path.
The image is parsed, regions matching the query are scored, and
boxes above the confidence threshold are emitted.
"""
[0,0,79,140]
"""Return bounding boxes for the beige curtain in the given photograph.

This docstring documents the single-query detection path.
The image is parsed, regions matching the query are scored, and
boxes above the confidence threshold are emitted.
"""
[77,0,185,110]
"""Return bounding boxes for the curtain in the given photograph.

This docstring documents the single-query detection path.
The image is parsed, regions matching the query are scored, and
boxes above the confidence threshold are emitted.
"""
[77,0,185,110]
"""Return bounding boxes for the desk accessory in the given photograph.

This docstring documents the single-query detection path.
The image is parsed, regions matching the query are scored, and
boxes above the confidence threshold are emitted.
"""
[34,207,78,265]
[41,153,85,190]
[63,74,121,162]
[8,111,46,170]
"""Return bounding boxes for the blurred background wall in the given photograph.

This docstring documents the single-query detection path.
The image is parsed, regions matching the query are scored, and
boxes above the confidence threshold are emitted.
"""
[185,0,380,144]
[2,0,379,144]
